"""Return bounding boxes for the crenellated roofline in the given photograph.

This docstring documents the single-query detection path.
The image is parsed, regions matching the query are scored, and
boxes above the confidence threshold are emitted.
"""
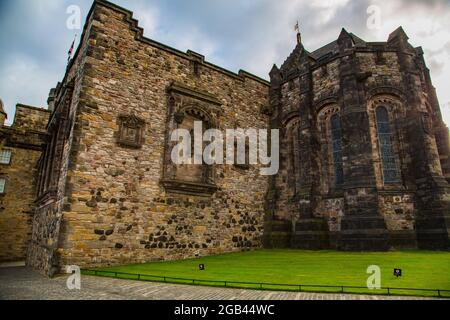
[63,0,269,88]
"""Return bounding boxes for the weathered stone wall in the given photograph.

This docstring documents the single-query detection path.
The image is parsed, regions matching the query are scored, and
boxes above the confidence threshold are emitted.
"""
[267,28,450,250]
[312,59,340,102]
[27,1,269,271]
[0,147,42,261]
[23,1,449,274]
[0,106,50,262]
[12,105,50,132]
[27,9,95,274]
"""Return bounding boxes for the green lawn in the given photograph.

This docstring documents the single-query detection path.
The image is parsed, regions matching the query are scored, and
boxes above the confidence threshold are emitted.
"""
[86,250,450,297]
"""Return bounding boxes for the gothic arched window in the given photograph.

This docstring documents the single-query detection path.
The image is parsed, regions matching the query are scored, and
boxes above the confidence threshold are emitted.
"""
[376,106,399,184]
[285,118,301,193]
[330,114,344,186]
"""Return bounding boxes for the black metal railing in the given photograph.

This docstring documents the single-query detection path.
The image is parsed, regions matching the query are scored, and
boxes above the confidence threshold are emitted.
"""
[81,269,450,298]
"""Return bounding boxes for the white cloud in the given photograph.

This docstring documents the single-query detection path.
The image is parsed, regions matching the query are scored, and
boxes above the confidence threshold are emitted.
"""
[1,0,449,127]
[158,26,219,60]
[0,54,55,125]
[310,0,351,25]
[132,3,159,37]
[361,0,450,127]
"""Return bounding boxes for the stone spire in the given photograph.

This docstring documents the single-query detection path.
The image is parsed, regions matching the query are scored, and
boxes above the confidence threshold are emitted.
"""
[295,20,302,45]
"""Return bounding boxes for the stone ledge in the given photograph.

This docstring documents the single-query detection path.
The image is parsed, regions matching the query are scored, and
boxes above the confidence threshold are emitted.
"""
[35,190,58,205]
[161,179,218,197]
[168,82,222,106]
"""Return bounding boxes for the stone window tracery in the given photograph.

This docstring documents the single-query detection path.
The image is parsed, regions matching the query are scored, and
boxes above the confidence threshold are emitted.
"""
[376,106,400,184]
[368,95,403,187]
[318,105,343,192]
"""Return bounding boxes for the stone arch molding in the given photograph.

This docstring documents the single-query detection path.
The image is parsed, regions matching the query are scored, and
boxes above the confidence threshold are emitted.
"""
[368,86,407,105]
[368,94,404,117]
[285,115,301,131]
[314,97,339,114]
[317,103,341,124]
[176,104,215,127]
[282,112,300,128]
[283,115,302,197]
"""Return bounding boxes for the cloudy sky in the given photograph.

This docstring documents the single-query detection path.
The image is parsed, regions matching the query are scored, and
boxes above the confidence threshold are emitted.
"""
[0,0,449,126]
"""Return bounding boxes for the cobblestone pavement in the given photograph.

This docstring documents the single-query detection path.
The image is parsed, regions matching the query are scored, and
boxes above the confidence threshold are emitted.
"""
[0,267,440,300]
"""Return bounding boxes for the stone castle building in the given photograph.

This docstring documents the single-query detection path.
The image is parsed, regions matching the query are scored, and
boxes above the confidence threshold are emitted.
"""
[264,28,450,251]
[0,0,448,275]
[0,101,50,262]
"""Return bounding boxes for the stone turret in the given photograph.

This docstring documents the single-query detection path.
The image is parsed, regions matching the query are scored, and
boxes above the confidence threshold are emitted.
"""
[0,99,7,127]
[47,88,57,113]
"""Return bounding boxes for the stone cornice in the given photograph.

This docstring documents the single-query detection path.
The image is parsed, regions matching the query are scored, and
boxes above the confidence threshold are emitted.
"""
[161,179,218,197]
[168,82,222,106]
[0,127,47,151]
[15,104,50,113]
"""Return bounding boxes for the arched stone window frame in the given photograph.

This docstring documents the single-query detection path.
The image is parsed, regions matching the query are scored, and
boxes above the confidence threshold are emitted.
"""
[317,104,343,193]
[177,104,216,183]
[161,82,221,196]
[282,114,302,196]
[368,95,404,188]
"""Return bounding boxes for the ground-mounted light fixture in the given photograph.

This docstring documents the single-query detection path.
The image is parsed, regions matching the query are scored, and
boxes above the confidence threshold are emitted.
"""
[394,268,402,278]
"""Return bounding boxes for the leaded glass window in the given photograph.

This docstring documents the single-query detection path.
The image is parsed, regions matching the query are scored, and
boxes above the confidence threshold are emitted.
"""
[0,178,5,194]
[331,114,344,186]
[376,106,399,184]
[0,150,12,165]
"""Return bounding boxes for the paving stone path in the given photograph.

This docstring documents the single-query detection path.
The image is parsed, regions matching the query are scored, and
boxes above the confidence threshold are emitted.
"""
[0,267,439,300]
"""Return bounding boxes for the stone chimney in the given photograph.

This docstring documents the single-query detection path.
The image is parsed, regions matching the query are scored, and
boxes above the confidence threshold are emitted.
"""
[0,98,7,127]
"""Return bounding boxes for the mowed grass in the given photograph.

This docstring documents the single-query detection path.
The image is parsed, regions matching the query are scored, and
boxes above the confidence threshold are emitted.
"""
[90,250,450,297]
